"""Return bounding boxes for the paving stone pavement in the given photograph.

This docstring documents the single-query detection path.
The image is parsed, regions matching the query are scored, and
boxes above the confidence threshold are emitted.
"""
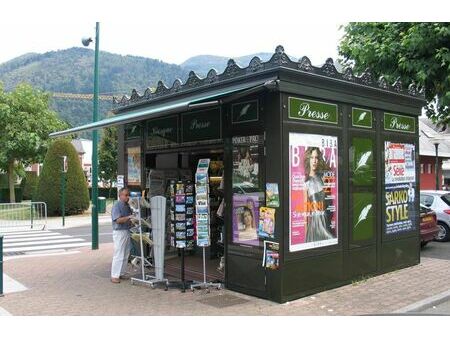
[1,243,450,315]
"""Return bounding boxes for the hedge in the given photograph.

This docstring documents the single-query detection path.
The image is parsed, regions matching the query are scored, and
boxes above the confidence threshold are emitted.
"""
[35,139,90,216]
[0,188,23,203]
[20,171,39,201]
[89,187,118,200]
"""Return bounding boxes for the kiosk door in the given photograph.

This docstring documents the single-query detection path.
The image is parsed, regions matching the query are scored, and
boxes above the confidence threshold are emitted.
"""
[225,134,268,298]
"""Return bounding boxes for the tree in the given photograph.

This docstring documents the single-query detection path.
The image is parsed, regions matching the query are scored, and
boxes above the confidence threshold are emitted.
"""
[99,124,118,194]
[339,23,450,126]
[0,83,67,202]
[35,139,90,216]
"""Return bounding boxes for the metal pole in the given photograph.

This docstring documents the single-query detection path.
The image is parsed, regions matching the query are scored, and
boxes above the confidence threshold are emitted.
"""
[92,22,100,250]
[435,143,439,190]
[202,246,206,284]
[0,235,3,296]
[61,171,65,227]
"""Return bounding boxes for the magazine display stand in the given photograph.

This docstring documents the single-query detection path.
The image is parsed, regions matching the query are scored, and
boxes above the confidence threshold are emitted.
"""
[168,180,195,292]
[191,159,222,292]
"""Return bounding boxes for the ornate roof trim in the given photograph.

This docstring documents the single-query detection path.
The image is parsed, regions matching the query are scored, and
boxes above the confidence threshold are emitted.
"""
[113,45,425,107]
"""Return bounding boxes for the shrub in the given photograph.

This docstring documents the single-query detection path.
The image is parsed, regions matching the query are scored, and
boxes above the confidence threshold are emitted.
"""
[35,139,90,216]
[20,171,39,201]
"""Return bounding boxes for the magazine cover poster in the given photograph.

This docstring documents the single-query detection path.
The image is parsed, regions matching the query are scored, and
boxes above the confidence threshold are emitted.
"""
[385,183,416,234]
[232,135,260,189]
[258,207,275,238]
[127,146,141,185]
[262,241,280,270]
[384,142,416,235]
[289,133,339,252]
[232,194,260,245]
[385,142,416,185]
[266,183,280,207]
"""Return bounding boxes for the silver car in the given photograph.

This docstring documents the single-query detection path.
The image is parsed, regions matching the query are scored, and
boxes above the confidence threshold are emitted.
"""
[420,190,450,242]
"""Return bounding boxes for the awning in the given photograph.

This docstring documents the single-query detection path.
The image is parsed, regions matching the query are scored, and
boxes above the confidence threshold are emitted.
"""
[50,78,278,137]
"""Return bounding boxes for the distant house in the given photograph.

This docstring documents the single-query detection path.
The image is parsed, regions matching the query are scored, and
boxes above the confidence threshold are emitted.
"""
[70,138,92,181]
[419,118,450,190]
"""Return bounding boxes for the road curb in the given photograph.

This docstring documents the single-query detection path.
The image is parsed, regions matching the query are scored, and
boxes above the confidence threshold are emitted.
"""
[392,288,450,313]
[0,306,12,316]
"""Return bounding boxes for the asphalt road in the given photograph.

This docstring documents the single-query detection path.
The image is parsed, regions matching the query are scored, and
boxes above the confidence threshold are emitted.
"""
[57,224,113,244]
[413,241,450,315]
[421,240,450,261]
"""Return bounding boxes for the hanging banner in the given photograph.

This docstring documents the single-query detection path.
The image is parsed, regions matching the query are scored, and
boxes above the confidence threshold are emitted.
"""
[127,146,141,185]
[289,133,338,252]
[384,142,416,235]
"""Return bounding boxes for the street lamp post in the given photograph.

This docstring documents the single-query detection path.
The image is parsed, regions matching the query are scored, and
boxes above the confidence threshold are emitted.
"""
[82,22,100,250]
[434,142,440,190]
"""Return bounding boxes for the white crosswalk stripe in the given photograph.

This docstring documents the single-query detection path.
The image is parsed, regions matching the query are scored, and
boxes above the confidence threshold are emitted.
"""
[0,229,91,255]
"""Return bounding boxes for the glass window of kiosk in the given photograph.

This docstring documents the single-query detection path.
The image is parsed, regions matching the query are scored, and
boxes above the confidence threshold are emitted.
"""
[231,135,265,247]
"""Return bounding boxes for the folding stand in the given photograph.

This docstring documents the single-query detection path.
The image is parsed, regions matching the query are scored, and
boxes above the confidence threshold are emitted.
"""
[145,196,169,290]
[191,245,222,292]
[130,197,152,287]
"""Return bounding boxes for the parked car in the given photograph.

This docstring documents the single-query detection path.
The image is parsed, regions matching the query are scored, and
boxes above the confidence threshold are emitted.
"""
[419,204,439,247]
[420,190,450,242]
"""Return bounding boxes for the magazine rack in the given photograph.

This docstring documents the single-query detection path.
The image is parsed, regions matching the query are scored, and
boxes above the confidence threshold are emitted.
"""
[191,159,222,292]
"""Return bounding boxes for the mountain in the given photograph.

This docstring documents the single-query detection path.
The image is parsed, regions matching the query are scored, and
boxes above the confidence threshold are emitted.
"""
[0,48,303,137]
[0,47,188,133]
[180,52,277,76]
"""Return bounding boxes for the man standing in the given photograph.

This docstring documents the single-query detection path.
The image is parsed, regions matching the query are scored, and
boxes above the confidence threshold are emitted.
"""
[111,187,134,283]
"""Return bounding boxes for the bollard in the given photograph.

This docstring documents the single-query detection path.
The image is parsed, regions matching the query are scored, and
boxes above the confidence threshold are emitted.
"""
[0,235,3,296]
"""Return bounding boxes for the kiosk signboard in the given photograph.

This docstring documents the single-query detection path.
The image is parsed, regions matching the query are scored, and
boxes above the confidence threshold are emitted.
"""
[232,100,259,124]
[352,108,373,129]
[181,109,221,143]
[125,123,141,140]
[146,116,178,149]
[288,97,338,124]
[384,113,416,133]
[384,142,416,235]
[289,133,339,252]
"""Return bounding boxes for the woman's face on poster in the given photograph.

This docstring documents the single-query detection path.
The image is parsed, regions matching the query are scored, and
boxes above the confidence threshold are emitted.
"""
[310,149,319,172]
[243,210,253,227]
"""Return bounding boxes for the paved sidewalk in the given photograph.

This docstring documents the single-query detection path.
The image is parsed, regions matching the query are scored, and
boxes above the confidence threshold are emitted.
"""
[46,213,111,230]
[1,244,450,315]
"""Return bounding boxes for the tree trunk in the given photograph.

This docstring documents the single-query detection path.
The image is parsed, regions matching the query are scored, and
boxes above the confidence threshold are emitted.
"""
[8,160,16,203]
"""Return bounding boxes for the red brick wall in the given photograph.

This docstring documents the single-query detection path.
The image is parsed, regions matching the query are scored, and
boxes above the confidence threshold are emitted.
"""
[420,155,443,190]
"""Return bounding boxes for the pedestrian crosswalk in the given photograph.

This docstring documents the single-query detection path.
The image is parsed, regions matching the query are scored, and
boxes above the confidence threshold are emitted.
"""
[0,229,91,255]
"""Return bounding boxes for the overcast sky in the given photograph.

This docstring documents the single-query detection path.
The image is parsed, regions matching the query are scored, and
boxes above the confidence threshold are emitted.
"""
[0,0,446,66]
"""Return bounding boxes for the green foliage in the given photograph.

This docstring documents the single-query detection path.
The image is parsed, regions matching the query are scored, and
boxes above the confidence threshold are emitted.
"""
[20,171,39,201]
[99,122,118,188]
[35,139,90,216]
[339,23,450,125]
[0,83,68,202]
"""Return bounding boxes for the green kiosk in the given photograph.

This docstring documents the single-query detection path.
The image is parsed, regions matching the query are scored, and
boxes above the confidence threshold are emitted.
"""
[56,45,426,303]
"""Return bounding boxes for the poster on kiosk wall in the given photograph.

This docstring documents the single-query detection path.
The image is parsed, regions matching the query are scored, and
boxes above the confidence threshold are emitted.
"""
[289,133,338,252]
[384,142,416,235]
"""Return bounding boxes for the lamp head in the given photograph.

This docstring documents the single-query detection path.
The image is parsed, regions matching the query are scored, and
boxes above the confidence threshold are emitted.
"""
[81,37,93,47]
